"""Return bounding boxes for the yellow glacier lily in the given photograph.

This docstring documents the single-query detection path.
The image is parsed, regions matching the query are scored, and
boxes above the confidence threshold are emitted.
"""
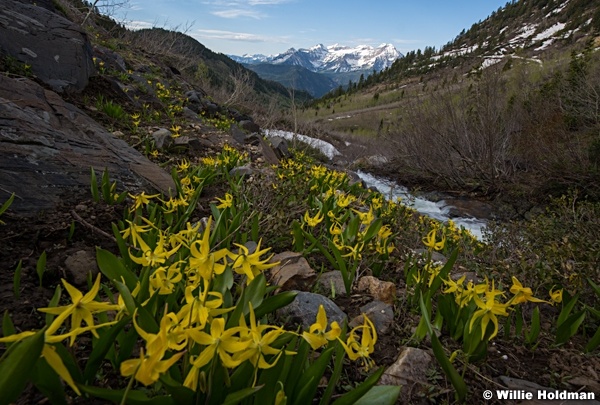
[508,276,547,305]
[302,304,341,350]
[38,274,120,345]
[469,281,509,340]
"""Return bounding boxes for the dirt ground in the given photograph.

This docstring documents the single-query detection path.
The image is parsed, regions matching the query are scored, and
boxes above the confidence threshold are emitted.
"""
[2,177,599,404]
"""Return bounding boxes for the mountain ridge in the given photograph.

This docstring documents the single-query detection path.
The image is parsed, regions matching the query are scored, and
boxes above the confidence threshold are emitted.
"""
[229,43,402,74]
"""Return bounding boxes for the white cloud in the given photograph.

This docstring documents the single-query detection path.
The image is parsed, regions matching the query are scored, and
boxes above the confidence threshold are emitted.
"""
[194,29,288,43]
[124,20,155,30]
[211,8,264,19]
[204,0,293,19]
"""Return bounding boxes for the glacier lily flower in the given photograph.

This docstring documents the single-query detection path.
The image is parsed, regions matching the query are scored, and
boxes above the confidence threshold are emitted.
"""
[302,304,341,350]
[38,274,120,345]
[508,276,547,305]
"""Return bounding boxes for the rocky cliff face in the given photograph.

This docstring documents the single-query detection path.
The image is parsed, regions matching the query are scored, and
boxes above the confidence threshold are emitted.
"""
[0,74,176,215]
[0,0,176,215]
[0,0,95,92]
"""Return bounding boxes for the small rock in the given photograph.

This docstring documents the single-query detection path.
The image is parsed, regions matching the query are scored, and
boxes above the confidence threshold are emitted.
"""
[379,347,432,391]
[568,376,600,395]
[112,130,124,137]
[268,252,316,291]
[412,248,447,264]
[64,250,99,287]
[270,136,291,159]
[357,276,396,304]
[450,271,481,283]
[349,300,394,334]
[75,204,87,211]
[317,270,348,297]
[151,128,172,149]
[239,120,260,133]
[229,165,254,178]
[278,291,346,330]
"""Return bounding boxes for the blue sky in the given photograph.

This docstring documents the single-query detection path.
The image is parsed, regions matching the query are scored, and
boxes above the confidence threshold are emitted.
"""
[116,1,509,56]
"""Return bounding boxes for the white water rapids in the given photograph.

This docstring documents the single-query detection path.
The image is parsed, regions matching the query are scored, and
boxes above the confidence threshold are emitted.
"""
[264,130,487,240]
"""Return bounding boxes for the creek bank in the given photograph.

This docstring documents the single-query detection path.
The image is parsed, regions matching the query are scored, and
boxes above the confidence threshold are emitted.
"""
[264,129,492,239]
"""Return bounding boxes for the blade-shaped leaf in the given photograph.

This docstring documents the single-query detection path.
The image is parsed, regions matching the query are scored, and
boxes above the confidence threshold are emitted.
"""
[222,385,264,405]
[0,328,45,404]
[331,367,385,405]
[419,293,467,402]
[96,247,138,290]
[84,316,130,383]
[354,385,401,405]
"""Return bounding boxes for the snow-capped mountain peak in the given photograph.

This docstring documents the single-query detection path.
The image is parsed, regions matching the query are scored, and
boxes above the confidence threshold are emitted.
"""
[229,43,402,74]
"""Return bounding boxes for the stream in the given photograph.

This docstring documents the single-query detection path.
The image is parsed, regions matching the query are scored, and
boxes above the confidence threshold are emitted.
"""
[264,130,488,240]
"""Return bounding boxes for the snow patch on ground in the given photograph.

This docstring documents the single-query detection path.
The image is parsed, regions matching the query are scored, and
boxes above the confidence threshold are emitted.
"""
[533,22,566,42]
[263,129,341,160]
[511,24,538,42]
[482,57,502,69]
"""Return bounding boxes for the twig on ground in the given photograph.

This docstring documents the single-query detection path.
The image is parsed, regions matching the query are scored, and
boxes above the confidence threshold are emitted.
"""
[71,210,116,242]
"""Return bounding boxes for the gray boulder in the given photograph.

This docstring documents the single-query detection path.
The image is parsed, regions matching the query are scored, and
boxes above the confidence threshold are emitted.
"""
[0,75,175,215]
[278,291,347,330]
[0,0,95,92]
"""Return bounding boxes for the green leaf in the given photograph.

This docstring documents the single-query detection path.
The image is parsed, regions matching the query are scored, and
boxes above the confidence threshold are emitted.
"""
[556,311,586,345]
[31,357,67,405]
[427,249,458,297]
[0,192,15,217]
[36,251,47,286]
[354,385,401,405]
[160,374,195,404]
[45,285,62,326]
[292,221,305,251]
[84,316,131,383]
[362,218,383,242]
[112,223,131,265]
[285,338,310,398]
[101,168,112,203]
[331,367,385,405]
[0,328,45,404]
[80,385,176,405]
[2,311,16,351]
[525,307,541,345]
[113,280,136,317]
[222,385,264,405]
[557,294,579,327]
[96,247,138,290]
[2,311,15,338]
[514,306,523,337]
[292,348,334,405]
[13,260,22,299]
[319,336,347,405]
[587,278,600,298]
[226,273,266,329]
[254,291,298,320]
[90,167,99,202]
[419,293,467,402]
[585,326,600,353]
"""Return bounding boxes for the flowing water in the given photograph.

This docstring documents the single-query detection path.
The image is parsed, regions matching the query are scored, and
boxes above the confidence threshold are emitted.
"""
[264,129,488,240]
[355,170,488,240]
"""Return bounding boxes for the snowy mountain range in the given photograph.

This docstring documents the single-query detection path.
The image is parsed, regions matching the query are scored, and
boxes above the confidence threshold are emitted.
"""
[230,43,402,74]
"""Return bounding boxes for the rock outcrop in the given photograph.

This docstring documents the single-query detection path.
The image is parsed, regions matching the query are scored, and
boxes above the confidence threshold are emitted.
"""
[0,75,175,215]
[0,0,95,93]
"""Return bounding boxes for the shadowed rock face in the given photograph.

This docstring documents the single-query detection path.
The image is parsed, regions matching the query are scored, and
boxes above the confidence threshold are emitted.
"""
[0,0,95,92]
[0,75,175,215]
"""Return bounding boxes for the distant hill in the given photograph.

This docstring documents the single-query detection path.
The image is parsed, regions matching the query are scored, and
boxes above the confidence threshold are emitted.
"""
[128,28,313,106]
[242,63,338,98]
[230,43,402,97]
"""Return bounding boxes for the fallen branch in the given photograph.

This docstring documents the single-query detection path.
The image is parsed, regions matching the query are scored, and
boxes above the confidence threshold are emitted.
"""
[71,210,116,242]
